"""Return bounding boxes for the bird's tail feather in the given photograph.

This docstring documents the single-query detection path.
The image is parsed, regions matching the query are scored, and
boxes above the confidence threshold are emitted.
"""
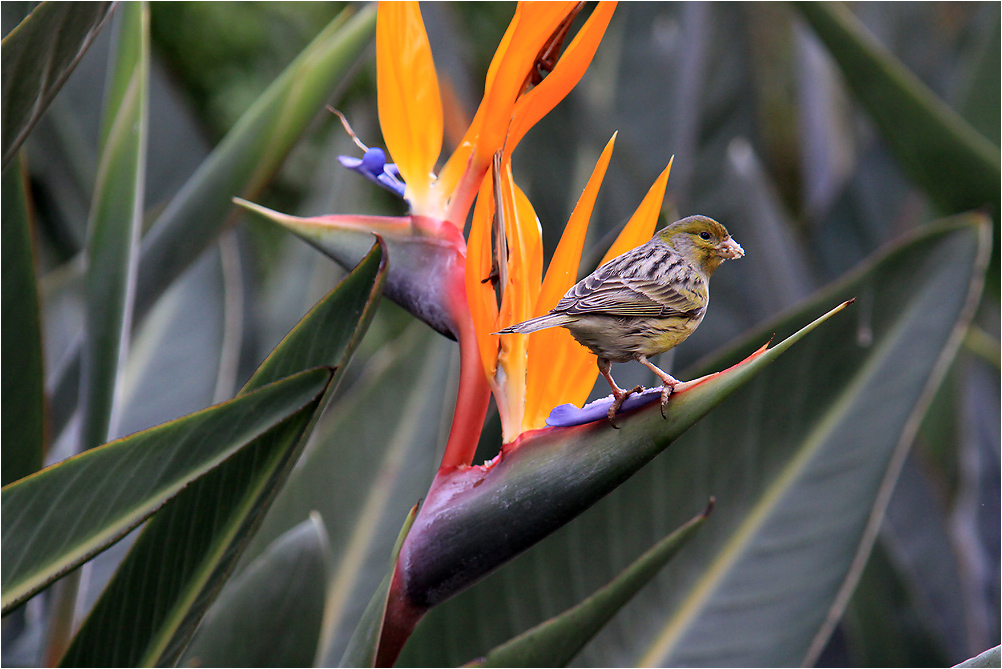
[493,313,572,335]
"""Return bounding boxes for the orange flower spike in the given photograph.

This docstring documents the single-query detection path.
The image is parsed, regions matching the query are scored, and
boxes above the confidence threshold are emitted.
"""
[512,184,544,315]
[466,171,501,382]
[476,3,574,168]
[522,133,617,430]
[495,165,544,440]
[377,2,443,214]
[433,6,520,206]
[506,2,617,156]
[440,2,576,223]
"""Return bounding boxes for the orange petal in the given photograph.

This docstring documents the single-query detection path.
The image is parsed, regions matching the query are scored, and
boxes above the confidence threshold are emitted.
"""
[435,2,575,218]
[521,133,617,430]
[433,4,519,201]
[599,156,673,266]
[522,328,597,431]
[498,166,542,331]
[465,169,500,383]
[377,2,443,209]
[507,2,617,156]
[477,3,574,167]
[493,162,547,441]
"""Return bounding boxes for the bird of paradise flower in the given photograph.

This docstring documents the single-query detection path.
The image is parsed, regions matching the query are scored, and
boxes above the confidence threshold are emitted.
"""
[238,0,686,452]
[237,2,852,664]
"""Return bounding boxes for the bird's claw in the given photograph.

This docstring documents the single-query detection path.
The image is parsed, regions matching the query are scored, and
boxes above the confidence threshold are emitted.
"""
[659,383,675,419]
[606,402,621,428]
[606,385,644,428]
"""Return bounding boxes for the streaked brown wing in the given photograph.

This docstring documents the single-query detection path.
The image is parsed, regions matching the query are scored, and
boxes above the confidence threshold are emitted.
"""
[554,245,704,317]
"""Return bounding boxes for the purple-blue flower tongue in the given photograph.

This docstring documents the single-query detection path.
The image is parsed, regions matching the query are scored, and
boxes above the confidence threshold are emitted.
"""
[338,147,407,198]
[546,388,662,427]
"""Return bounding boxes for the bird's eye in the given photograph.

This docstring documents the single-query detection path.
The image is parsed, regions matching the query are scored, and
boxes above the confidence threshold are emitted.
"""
[699,231,712,240]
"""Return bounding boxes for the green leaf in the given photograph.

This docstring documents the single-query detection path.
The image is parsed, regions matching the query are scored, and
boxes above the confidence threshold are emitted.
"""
[838,538,950,666]
[394,301,853,616]
[471,502,712,668]
[79,1,148,451]
[957,5,1000,147]
[340,505,418,669]
[0,367,332,614]
[133,3,376,322]
[243,325,456,665]
[45,3,377,434]
[179,513,332,668]
[60,243,386,667]
[396,216,991,667]
[955,645,1001,668]
[0,1,114,170]
[1,153,44,485]
[794,2,1001,217]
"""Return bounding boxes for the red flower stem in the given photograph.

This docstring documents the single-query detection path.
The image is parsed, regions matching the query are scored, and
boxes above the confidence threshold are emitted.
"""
[439,303,491,469]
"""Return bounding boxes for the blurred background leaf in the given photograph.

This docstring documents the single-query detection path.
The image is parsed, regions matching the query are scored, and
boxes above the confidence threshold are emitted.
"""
[180,513,332,668]
[1,155,44,485]
[794,2,1000,219]
[1,1,114,169]
[78,0,147,453]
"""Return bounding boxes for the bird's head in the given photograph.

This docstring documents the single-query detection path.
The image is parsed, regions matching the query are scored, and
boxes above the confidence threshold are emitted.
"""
[657,215,744,276]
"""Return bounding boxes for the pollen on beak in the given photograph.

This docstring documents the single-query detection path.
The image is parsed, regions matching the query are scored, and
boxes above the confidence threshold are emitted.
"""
[717,237,744,259]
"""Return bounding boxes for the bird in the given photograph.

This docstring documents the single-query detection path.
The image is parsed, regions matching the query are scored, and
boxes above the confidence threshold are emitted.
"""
[494,215,744,425]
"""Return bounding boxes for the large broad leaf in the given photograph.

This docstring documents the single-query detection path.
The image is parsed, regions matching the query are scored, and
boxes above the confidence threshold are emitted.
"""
[60,242,386,667]
[0,2,114,170]
[472,503,712,668]
[1,154,44,485]
[179,513,332,668]
[241,324,456,666]
[395,216,991,667]
[78,1,148,451]
[794,2,1001,219]
[1,367,332,614]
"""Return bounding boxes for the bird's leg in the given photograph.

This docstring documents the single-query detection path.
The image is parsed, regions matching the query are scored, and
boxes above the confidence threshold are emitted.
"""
[598,358,641,427]
[638,355,680,419]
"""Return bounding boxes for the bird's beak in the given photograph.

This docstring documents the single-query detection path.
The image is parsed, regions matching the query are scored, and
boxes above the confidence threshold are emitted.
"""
[717,237,745,259]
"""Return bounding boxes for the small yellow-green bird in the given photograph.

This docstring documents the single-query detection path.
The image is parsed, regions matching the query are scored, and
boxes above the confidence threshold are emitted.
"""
[495,215,744,424]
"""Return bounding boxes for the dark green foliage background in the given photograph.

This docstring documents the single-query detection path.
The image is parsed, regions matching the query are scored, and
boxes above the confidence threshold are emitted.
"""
[2,3,997,667]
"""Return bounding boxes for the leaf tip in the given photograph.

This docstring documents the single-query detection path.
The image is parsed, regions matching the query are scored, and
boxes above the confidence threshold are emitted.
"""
[701,496,715,518]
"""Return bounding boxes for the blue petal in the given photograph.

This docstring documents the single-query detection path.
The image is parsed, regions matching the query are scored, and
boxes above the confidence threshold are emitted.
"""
[545,387,663,427]
[338,147,407,198]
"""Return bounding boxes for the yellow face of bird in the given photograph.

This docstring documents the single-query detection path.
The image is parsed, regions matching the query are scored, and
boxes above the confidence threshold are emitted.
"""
[656,215,744,276]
